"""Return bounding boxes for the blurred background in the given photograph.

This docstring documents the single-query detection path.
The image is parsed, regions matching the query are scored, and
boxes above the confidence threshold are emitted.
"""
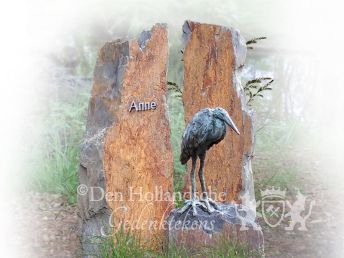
[1,0,344,257]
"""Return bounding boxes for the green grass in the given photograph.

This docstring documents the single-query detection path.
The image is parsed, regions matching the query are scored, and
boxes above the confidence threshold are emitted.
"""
[253,117,310,196]
[254,154,299,190]
[26,81,91,204]
[167,91,186,207]
[90,230,261,258]
[94,230,147,258]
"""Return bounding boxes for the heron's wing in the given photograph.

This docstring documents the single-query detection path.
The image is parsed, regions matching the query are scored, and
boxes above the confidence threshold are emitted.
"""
[180,110,213,163]
[184,120,212,148]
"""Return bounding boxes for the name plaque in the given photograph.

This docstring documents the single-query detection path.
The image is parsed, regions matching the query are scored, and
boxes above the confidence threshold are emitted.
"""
[129,100,157,112]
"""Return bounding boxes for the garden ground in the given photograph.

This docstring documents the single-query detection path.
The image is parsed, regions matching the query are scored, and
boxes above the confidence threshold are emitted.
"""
[14,147,344,257]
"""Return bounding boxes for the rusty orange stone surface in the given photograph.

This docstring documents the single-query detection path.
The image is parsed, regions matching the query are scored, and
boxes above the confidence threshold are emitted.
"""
[182,21,253,203]
[88,24,174,250]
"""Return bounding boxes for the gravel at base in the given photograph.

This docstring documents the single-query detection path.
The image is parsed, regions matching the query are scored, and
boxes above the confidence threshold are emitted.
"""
[11,192,81,258]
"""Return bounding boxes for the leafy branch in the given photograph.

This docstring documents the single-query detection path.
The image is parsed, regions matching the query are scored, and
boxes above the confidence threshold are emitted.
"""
[167,81,182,98]
[246,37,267,50]
[244,77,273,105]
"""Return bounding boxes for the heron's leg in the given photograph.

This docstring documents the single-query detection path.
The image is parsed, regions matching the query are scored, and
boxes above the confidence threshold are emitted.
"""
[198,153,207,196]
[190,156,197,200]
[178,156,206,216]
[189,156,199,215]
[198,153,221,212]
[198,153,215,213]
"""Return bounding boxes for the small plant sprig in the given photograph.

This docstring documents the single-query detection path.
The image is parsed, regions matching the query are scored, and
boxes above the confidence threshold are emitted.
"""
[246,37,267,50]
[167,81,182,98]
[244,77,273,105]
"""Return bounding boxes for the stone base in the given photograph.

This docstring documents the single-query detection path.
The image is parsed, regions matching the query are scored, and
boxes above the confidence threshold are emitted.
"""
[167,203,264,255]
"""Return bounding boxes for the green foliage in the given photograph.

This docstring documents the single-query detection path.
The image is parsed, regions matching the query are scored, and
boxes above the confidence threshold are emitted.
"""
[94,230,147,258]
[244,77,273,105]
[253,118,308,195]
[26,79,91,204]
[90,229,261,258]
[246,37,267,50]
[167,81,182,97]
[167,242,259,258]
[166,39,187,195]
[167,87,186,194]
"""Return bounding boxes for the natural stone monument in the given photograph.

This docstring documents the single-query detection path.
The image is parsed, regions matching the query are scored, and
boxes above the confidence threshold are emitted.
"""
[181,21,255,206]
[167,21,263,255]
[78,24,174,254]
[78,20,263,256]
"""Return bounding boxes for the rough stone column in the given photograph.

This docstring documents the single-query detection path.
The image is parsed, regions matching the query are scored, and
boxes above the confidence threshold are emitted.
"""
[78,24,174,254]
[182,21,255,208]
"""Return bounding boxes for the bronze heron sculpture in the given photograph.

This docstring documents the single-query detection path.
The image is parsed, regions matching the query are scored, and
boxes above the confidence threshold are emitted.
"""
[179,107,240,216]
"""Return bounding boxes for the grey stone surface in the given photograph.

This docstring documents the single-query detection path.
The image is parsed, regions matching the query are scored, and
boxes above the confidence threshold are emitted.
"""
[77,38,130,257]
[168,203,264,255]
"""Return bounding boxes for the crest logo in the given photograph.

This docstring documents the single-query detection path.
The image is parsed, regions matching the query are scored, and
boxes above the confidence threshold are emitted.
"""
[261,187,286,227]
[239,187,315,231]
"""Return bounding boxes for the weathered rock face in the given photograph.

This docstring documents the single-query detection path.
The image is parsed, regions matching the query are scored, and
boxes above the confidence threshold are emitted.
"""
[182,21,255,206]
[168,204,264,255]
[78,24,174,253]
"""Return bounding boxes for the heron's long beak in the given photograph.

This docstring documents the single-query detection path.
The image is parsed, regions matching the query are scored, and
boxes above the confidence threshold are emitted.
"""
[224,115,240,135]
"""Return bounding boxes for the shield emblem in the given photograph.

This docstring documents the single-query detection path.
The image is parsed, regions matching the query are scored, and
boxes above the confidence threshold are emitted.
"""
[262,200,285,227]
